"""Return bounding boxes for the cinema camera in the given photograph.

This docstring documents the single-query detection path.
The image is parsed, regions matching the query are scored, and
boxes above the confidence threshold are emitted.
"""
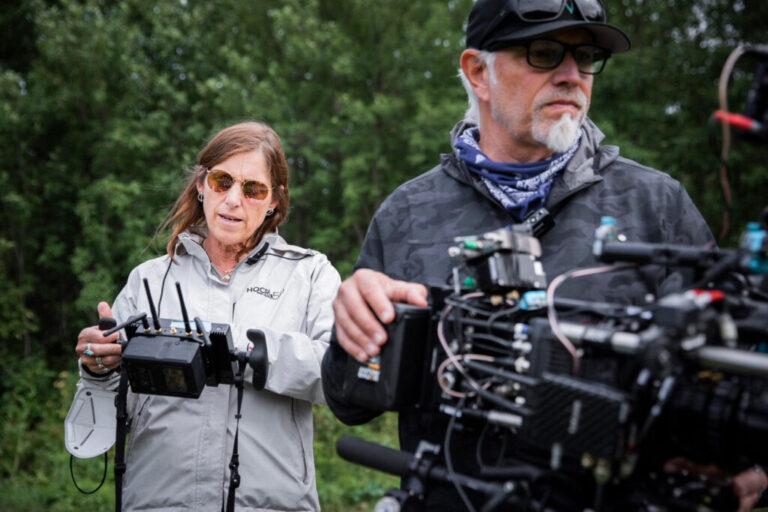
[337,211,768,511]
[100,279,269,398]
[65,279,268,512]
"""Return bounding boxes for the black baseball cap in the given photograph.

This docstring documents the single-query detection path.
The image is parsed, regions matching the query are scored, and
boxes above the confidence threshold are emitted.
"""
[466,0,631,53]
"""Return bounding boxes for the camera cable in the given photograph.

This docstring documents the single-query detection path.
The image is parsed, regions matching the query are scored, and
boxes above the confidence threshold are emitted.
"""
[224,356,248,512]
[69,452,108,495]
[444,395,479,512]
[713,46,746,241]
[546,263,636,375]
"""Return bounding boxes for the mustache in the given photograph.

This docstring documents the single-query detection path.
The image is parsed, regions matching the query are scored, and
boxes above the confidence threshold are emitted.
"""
[533,89,588,112]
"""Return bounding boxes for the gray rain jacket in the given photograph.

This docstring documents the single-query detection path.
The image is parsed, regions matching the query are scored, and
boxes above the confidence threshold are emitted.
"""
[322,118,714,510]
[76,231,340,512]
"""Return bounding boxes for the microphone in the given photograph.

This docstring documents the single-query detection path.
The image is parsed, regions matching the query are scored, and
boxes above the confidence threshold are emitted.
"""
[336,436,513,496]
[336,436,412,477]
[245,242,270,265]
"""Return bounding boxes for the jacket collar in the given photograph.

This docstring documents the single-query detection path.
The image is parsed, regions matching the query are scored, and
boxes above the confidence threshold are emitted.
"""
[442,117,618,210]
[175,229,290,265]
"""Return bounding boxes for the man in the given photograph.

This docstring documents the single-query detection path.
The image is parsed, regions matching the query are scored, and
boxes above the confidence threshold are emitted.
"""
[322,0,767,510]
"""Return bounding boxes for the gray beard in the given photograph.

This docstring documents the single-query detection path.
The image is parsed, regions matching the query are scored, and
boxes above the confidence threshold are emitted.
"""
[533,112,580,153]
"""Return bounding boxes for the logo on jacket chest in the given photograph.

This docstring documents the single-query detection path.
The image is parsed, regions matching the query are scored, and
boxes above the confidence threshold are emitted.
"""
[246,286,284,300]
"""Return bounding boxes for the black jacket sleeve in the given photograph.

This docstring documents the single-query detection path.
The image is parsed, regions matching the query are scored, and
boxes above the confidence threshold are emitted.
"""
[321,342,383,425]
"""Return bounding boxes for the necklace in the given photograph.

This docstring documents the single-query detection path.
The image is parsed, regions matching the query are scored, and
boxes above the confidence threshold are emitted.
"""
[203,238,237,281]
[212,261,236,281]
[219,267,234,281]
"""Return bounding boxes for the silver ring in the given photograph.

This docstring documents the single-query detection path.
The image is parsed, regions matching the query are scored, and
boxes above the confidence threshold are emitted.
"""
[83,343,95,357]
[95,355,104,369]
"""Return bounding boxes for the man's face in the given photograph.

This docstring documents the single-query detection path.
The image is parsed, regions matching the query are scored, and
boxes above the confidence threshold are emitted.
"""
[486,28,594,159]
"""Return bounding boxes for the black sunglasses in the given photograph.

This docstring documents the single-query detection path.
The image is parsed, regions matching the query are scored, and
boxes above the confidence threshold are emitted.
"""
[514,0,606,22]
[503,38,611,75]
[477,0,607,50]
[204,168,274,201]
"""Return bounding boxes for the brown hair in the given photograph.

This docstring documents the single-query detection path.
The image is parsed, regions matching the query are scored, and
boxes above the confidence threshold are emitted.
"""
[157,121,290,260]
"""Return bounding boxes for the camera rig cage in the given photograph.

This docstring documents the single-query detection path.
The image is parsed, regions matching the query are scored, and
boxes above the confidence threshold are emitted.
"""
[337,209,768,512]
[65,278,269,512]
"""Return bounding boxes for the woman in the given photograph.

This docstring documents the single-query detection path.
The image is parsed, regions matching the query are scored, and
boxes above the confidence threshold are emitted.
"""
[70,121,340,511]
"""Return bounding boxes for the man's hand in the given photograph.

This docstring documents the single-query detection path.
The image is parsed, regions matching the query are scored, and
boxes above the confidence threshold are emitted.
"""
[733,465,768,512]
[333,268,427,362]
[665,457,767,511]
[76,301,122,373]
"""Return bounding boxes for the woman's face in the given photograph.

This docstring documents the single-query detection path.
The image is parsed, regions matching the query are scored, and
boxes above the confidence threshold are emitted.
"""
[196,150,278,251]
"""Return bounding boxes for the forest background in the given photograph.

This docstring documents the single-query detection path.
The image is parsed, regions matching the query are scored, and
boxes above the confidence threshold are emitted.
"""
[0,0,766,510]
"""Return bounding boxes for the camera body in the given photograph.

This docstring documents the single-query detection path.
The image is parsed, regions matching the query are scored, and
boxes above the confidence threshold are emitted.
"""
[343,224,548,413]
[340,220,768,510]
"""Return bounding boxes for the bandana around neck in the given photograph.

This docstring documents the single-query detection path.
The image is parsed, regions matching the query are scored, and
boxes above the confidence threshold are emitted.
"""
[453,126,581,222]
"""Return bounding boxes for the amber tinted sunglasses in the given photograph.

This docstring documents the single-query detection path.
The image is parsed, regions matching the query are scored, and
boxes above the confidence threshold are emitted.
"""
[205,168,273,201]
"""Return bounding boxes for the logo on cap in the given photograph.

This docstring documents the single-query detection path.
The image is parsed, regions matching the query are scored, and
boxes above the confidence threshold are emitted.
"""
[565,1,575,14]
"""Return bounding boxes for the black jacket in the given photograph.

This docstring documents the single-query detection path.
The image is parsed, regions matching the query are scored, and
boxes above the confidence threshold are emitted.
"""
[322,119,714,510]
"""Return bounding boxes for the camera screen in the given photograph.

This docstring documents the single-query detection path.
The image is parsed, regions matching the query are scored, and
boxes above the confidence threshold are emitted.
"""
[134,366,153,390]
[162,367,189,394]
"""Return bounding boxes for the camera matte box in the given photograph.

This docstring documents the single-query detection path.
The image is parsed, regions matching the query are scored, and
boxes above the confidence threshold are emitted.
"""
[342,303,431,411]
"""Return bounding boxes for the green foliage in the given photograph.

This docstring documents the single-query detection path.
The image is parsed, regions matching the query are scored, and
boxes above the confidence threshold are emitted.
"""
[0,355,395,511]
[313,406,400,510]
[0,358,114,511]
[592,0,768,246]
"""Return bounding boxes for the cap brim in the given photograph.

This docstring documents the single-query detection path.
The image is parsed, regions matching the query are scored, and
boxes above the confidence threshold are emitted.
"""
[489,20,631,53]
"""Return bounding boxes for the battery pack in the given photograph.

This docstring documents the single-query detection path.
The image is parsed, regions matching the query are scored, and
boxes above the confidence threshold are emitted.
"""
[342,303,431,411]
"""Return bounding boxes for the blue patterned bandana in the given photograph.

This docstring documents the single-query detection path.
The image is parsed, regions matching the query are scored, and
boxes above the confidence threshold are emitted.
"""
[454,126,581,221]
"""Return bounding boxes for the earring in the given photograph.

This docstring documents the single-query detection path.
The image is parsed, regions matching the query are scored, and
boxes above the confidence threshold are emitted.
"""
[198,193,204,202]
[265,208,275,216]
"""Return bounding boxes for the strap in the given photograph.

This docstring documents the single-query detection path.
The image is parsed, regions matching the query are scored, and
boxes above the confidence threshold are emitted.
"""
[114,370,129,512]
[224,357,247,512]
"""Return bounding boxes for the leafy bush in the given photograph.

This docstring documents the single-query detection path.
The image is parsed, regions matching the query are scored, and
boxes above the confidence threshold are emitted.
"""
[0,358,113,511]
[313,405,400,510]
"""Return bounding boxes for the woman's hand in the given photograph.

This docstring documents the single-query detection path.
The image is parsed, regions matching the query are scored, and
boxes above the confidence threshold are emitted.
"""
[76,301,122,373]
